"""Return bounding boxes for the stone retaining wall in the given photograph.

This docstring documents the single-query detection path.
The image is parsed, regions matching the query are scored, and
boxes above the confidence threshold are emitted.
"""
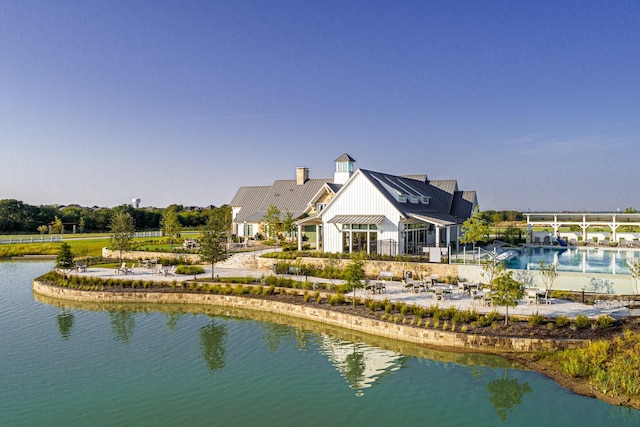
[256,256,460,280]
[102,248,201,264]
[33,281,585,353]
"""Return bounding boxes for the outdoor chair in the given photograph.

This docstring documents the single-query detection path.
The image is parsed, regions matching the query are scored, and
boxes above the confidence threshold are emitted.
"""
[470,290,483,305]
[115,262,127,274]
[161,265,176,276]
[123,263,135,275]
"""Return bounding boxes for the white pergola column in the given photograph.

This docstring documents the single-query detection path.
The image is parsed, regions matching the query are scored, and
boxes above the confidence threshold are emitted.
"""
[435,226,441,248]
[608,215,620,242]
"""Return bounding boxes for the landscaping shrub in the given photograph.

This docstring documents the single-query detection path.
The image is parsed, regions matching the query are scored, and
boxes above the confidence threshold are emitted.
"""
[574,314,591,329]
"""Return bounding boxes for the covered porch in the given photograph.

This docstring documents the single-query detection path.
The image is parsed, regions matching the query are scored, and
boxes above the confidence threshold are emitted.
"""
[403,213,459,256]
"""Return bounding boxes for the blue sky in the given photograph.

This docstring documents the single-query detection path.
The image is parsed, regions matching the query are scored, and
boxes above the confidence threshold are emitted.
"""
[2,1,639,211]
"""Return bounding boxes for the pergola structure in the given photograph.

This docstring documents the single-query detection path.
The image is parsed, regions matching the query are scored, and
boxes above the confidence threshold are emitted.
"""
[525,212,640,243]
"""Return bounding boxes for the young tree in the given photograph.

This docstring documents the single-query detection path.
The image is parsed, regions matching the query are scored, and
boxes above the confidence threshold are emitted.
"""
[343,252,366,307]
[56,242,75,272]
[161,206,182,244]
[282,210,295,241]
[491,271,525,326]
[538,260,559,302]
[37,224,48,235]
[481,259,506,286]
[262,204,281,239]
[200,216,227,279]
[628,258,640,294]
[51,215,64,235]
[109,211,135,263]
[460,206,489,250]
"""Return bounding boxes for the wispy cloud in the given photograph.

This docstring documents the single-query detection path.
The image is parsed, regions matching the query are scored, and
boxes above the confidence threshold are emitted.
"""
[502,134,632,155]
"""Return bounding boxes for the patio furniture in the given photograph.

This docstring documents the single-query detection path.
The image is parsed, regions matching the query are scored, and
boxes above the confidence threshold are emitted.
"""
[75,261,87,272]
[151,264,163,275]
[364,280,375,294]
[481,291,493,306]
[123,263,135,275]
[115,262,127,274]
[374,281,386,294]
[160,265,176,276]
[470,290,483,305]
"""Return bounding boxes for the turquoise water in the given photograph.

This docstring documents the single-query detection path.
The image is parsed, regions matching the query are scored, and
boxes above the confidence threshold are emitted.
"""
[2,261,640,426]
[505,247,640,275]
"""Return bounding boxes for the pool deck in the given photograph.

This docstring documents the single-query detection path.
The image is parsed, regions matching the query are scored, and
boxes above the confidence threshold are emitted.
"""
[67,260,633,320]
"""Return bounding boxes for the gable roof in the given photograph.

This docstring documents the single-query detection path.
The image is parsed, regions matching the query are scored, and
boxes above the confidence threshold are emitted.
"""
[322,169,476,226]
[230,186,271,223]
[232,178,333,223]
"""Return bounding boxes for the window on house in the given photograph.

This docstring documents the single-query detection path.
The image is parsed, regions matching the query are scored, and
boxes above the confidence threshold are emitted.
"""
[399,194,407,203]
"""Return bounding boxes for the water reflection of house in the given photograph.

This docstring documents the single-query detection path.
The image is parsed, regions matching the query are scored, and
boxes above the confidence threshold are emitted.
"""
[319,335,405,395]
[230,153,477,256]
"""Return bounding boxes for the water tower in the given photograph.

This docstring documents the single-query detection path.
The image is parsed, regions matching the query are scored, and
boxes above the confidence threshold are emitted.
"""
[132,198,141,208]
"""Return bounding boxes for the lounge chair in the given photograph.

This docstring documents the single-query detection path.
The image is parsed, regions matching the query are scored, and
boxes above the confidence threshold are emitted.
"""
[123,263,135,275]
[151,264,163,275]
[115,262,127,274]
[75,261,87,272]
[160,265,176,276]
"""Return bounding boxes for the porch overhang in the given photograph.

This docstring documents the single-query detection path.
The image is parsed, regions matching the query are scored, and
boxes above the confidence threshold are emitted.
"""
[327,215,385,225]
[406,213,457,227]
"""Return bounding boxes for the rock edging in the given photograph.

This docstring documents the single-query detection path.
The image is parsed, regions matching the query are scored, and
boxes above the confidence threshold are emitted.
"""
[32,280,585,354]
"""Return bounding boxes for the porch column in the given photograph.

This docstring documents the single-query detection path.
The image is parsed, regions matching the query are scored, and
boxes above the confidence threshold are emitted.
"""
[581,215,588,241]
[435,226,441,248]
[297,225,302,251]
[316,225,320,250]
[446,226,451,248]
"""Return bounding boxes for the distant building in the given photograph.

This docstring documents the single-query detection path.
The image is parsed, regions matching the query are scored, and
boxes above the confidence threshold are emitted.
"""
[229,153,477,255]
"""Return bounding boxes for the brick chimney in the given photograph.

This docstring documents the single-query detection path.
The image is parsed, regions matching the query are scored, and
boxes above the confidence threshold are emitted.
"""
[296,167,309,185]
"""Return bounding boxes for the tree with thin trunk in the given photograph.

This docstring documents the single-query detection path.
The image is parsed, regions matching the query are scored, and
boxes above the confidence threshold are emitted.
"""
[491,271,524,326]
[282,210,295,242]
[628,258,640,294]
[539,260,558,302]
[161,206,182,245]
[200,216,227,279]
[460,206,489,250]
[262,204,281,240]
[343,252,366,308]
[109,211,135,263]
[56,242,75,272]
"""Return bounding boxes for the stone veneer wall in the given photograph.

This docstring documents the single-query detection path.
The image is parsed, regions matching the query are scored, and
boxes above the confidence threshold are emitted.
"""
[256,256,460,279]
[33,281,585,353]
[102,248,201,264]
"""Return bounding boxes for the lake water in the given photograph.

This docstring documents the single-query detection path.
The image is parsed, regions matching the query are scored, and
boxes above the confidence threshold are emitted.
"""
[2,261,640,426]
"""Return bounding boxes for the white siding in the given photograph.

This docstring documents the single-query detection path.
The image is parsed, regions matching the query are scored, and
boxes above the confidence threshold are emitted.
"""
[322,172,402,253]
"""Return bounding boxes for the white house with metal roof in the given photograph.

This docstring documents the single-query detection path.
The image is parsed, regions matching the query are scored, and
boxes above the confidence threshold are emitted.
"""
[230,153,477,256]
[316,155,477,256]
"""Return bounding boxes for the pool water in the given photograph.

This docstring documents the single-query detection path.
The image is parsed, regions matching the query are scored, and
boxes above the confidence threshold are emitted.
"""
[504,246,640,275]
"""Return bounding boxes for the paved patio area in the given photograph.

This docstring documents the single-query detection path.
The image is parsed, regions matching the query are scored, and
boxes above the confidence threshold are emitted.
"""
[69,257,633,320]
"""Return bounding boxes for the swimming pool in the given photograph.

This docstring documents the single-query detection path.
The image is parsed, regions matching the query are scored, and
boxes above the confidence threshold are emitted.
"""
[503,246,640,275]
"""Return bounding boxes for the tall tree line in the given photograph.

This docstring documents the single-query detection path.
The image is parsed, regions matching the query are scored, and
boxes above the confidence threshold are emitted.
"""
[0,199,227,234]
